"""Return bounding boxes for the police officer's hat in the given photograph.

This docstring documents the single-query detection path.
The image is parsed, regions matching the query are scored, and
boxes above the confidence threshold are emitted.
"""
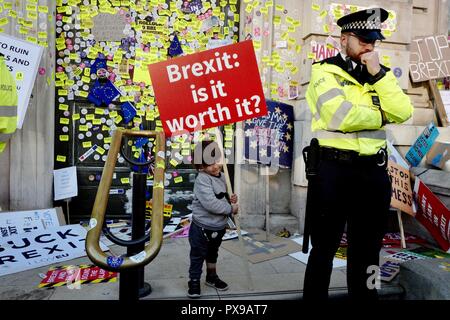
[337,8,389,41]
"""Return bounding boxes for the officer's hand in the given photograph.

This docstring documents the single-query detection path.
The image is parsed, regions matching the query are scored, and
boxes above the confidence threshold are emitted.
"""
[230,194,238,204]
[361,51,381,76]
[232,204,239,215]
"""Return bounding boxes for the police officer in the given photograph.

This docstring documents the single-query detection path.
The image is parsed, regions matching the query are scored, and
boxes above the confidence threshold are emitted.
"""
[303,8,413,300]
[0,52,18,154]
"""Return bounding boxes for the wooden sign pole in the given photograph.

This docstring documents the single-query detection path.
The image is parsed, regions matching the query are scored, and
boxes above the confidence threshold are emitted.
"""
[215,127,253,290]
[428,79,450,127]
[265,167,270,241]
[396,209,406,249]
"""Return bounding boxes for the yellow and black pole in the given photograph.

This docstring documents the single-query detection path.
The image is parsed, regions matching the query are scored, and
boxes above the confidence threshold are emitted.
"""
[85,128,165,300]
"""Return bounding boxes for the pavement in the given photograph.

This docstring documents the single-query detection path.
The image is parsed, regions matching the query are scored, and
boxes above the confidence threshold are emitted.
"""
[0,228,405,301]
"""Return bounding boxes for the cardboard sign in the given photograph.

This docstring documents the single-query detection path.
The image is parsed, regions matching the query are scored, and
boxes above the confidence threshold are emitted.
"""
[53,166,78,201]
[0,208,64,239]
[148,40,267,136]
[0,225,108,276]
[426,141,450,170]
[414,178,450,252]
[387,160,415,216]
[409,35,450,82]
[405,122,439,167]
[0,33,44,128]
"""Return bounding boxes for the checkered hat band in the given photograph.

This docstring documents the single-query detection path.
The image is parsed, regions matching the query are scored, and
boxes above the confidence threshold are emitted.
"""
[342,21,381,30]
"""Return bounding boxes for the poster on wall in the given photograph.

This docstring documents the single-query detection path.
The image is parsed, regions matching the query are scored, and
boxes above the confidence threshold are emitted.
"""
[53,166,78,201]
[0,33,44,129]
[243,100,294,168]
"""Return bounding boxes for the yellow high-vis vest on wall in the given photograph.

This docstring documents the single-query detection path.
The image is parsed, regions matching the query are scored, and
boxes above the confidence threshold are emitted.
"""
[306,60,413,155]
[0,56,18,154]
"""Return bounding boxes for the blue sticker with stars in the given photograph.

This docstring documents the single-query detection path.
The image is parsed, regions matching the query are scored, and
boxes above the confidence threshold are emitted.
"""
[121,102,137,124]
[88,79,121,106]
[243,100,294,168]
[107,256,124,269]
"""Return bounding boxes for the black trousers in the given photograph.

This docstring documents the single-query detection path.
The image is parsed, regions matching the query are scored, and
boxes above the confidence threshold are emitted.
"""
[303,155,391,300]
[188,222,226,280]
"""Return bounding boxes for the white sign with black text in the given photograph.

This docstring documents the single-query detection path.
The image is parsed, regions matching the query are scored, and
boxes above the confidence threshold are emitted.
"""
[0,33,44,129]
[0,225,108,277]
[0,208,61,239]
[53,166,78,201]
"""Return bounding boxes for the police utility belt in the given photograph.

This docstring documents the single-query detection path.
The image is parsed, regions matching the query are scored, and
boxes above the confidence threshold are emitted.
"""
[319,146,387,167]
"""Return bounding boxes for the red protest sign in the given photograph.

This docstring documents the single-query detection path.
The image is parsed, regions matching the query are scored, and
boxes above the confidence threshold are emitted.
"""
[414,178,450,251]
[148,40,267,137]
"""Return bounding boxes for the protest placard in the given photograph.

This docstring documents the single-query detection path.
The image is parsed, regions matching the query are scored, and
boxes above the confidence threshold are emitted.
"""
[409,34,450,82]
[414,178,450,252]
[405,122,439,167]
[0,208,64,239]
[148,40,267,136]
[243,100,294,168]
[0,34,43,128]
[0,225,108,276]
[387,160,415,216]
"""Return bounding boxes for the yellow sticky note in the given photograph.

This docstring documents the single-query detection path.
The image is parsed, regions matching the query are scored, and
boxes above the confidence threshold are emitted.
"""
[121,178,130,184]
[174,177,183,184]
[312,3,320,11]
[60,118,70,125]
[56,155,67,162]
[72,113,80,121]
[59,135,69,142]
[83,141,92,148]
[114,115,123,124]
[170,159,178,167]
[96,146,105,155]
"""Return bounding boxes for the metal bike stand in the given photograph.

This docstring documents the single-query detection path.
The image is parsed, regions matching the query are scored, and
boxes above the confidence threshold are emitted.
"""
[119,172,152,300]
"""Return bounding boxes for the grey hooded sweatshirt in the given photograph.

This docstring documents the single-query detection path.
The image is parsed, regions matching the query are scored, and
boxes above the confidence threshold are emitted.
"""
[191,171,232,231]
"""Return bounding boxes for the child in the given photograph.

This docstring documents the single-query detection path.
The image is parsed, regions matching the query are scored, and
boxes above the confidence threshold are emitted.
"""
[187,140,238,298]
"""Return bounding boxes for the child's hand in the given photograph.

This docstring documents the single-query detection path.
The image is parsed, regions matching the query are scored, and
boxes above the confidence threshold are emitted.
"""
[230,194,238,204]
[232,204,239,215]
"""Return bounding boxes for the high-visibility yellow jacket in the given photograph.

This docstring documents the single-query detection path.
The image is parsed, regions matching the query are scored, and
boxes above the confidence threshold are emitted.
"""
[306,56,413,155]
[0,56,18,153]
